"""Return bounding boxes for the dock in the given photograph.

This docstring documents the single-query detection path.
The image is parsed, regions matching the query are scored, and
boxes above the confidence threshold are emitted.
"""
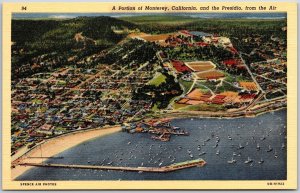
[19,158,206,173]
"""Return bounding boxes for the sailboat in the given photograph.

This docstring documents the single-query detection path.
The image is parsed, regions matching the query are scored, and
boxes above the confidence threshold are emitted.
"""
[258,158,264,164]
[281,143,285,150]
[205,137,210,142]
[227,157,237,164]
[244,157,253,164]
[256,143,260,151]
[238,143,244,149]
[216,150,220,155]
[199,152,206,156]
[213,143,218,148]
[267,145,273,152]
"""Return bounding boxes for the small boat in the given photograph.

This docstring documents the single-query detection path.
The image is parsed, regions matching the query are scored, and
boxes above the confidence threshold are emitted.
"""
[258,158,264,164]
[244,157,253,164]
[205,137,210,142]
[199,152,206,156]
[138,171,143,174]
[107,161,113,165]
[202,142,206,146]
[187,149,191,153]
[190,154,194,158]
[228,135,232,140]
[281,143,285,150]
[213,143,218,148]
[274,151,278,158]
[267,145,273,152]
[238,143,244,149]
[256,143,260,151]
[127,142,131,145]
[260,135,266,141]
[227,157,237,164]
[197,147,201,151]
[216,150,220,155]
[233,152,237,156]
[141,162,144,166]
[159,162,163,166]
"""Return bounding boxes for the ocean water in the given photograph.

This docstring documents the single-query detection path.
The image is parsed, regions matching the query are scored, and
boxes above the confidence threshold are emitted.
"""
[16,110,287,180]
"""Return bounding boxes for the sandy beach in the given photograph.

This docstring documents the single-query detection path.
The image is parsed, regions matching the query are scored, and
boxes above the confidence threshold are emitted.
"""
[11,126,121,180]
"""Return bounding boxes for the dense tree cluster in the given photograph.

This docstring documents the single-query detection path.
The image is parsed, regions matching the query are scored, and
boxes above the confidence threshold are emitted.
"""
[133,73,182,109]
[11,17,138,79]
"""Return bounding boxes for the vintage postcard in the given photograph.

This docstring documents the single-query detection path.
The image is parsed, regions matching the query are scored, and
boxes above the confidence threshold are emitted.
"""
[2,2,297,190]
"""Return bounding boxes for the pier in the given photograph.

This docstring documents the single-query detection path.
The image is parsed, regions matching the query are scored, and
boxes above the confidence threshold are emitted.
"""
[19,158,206,173]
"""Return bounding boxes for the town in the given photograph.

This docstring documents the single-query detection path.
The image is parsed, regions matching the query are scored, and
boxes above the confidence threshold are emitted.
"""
[11,16,287,155]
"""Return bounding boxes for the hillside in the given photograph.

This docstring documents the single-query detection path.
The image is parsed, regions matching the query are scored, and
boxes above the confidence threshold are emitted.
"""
[11,17,137,79]
[12,16,137,50]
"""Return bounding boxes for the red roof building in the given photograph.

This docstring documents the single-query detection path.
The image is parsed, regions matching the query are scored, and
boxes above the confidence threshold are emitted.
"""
[195,42,209,47]
[179,30,194,37]
[223,59,239,67]
[171,60,192,73]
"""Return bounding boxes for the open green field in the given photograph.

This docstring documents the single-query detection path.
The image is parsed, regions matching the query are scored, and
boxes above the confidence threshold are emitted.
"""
[181,103,225,112]
[148,72,167,86]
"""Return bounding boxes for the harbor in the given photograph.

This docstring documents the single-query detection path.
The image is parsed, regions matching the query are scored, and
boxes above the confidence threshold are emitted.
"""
[16,110,286,181]
[121,118,189,142]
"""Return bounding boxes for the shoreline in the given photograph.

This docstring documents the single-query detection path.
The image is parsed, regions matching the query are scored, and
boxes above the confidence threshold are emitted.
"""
[11,102,286,180]
[11,125,122,180]
[145,101,287,121]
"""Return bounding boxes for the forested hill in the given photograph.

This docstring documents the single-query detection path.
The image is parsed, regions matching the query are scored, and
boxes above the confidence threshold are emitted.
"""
[12,16,137,52]
[11,16,138,79]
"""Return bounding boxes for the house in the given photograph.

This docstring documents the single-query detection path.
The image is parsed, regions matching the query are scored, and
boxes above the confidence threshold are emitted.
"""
[37,123,53,135]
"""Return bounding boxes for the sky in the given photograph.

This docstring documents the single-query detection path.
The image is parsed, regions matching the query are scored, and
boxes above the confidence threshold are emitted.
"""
[12,12,287,19]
